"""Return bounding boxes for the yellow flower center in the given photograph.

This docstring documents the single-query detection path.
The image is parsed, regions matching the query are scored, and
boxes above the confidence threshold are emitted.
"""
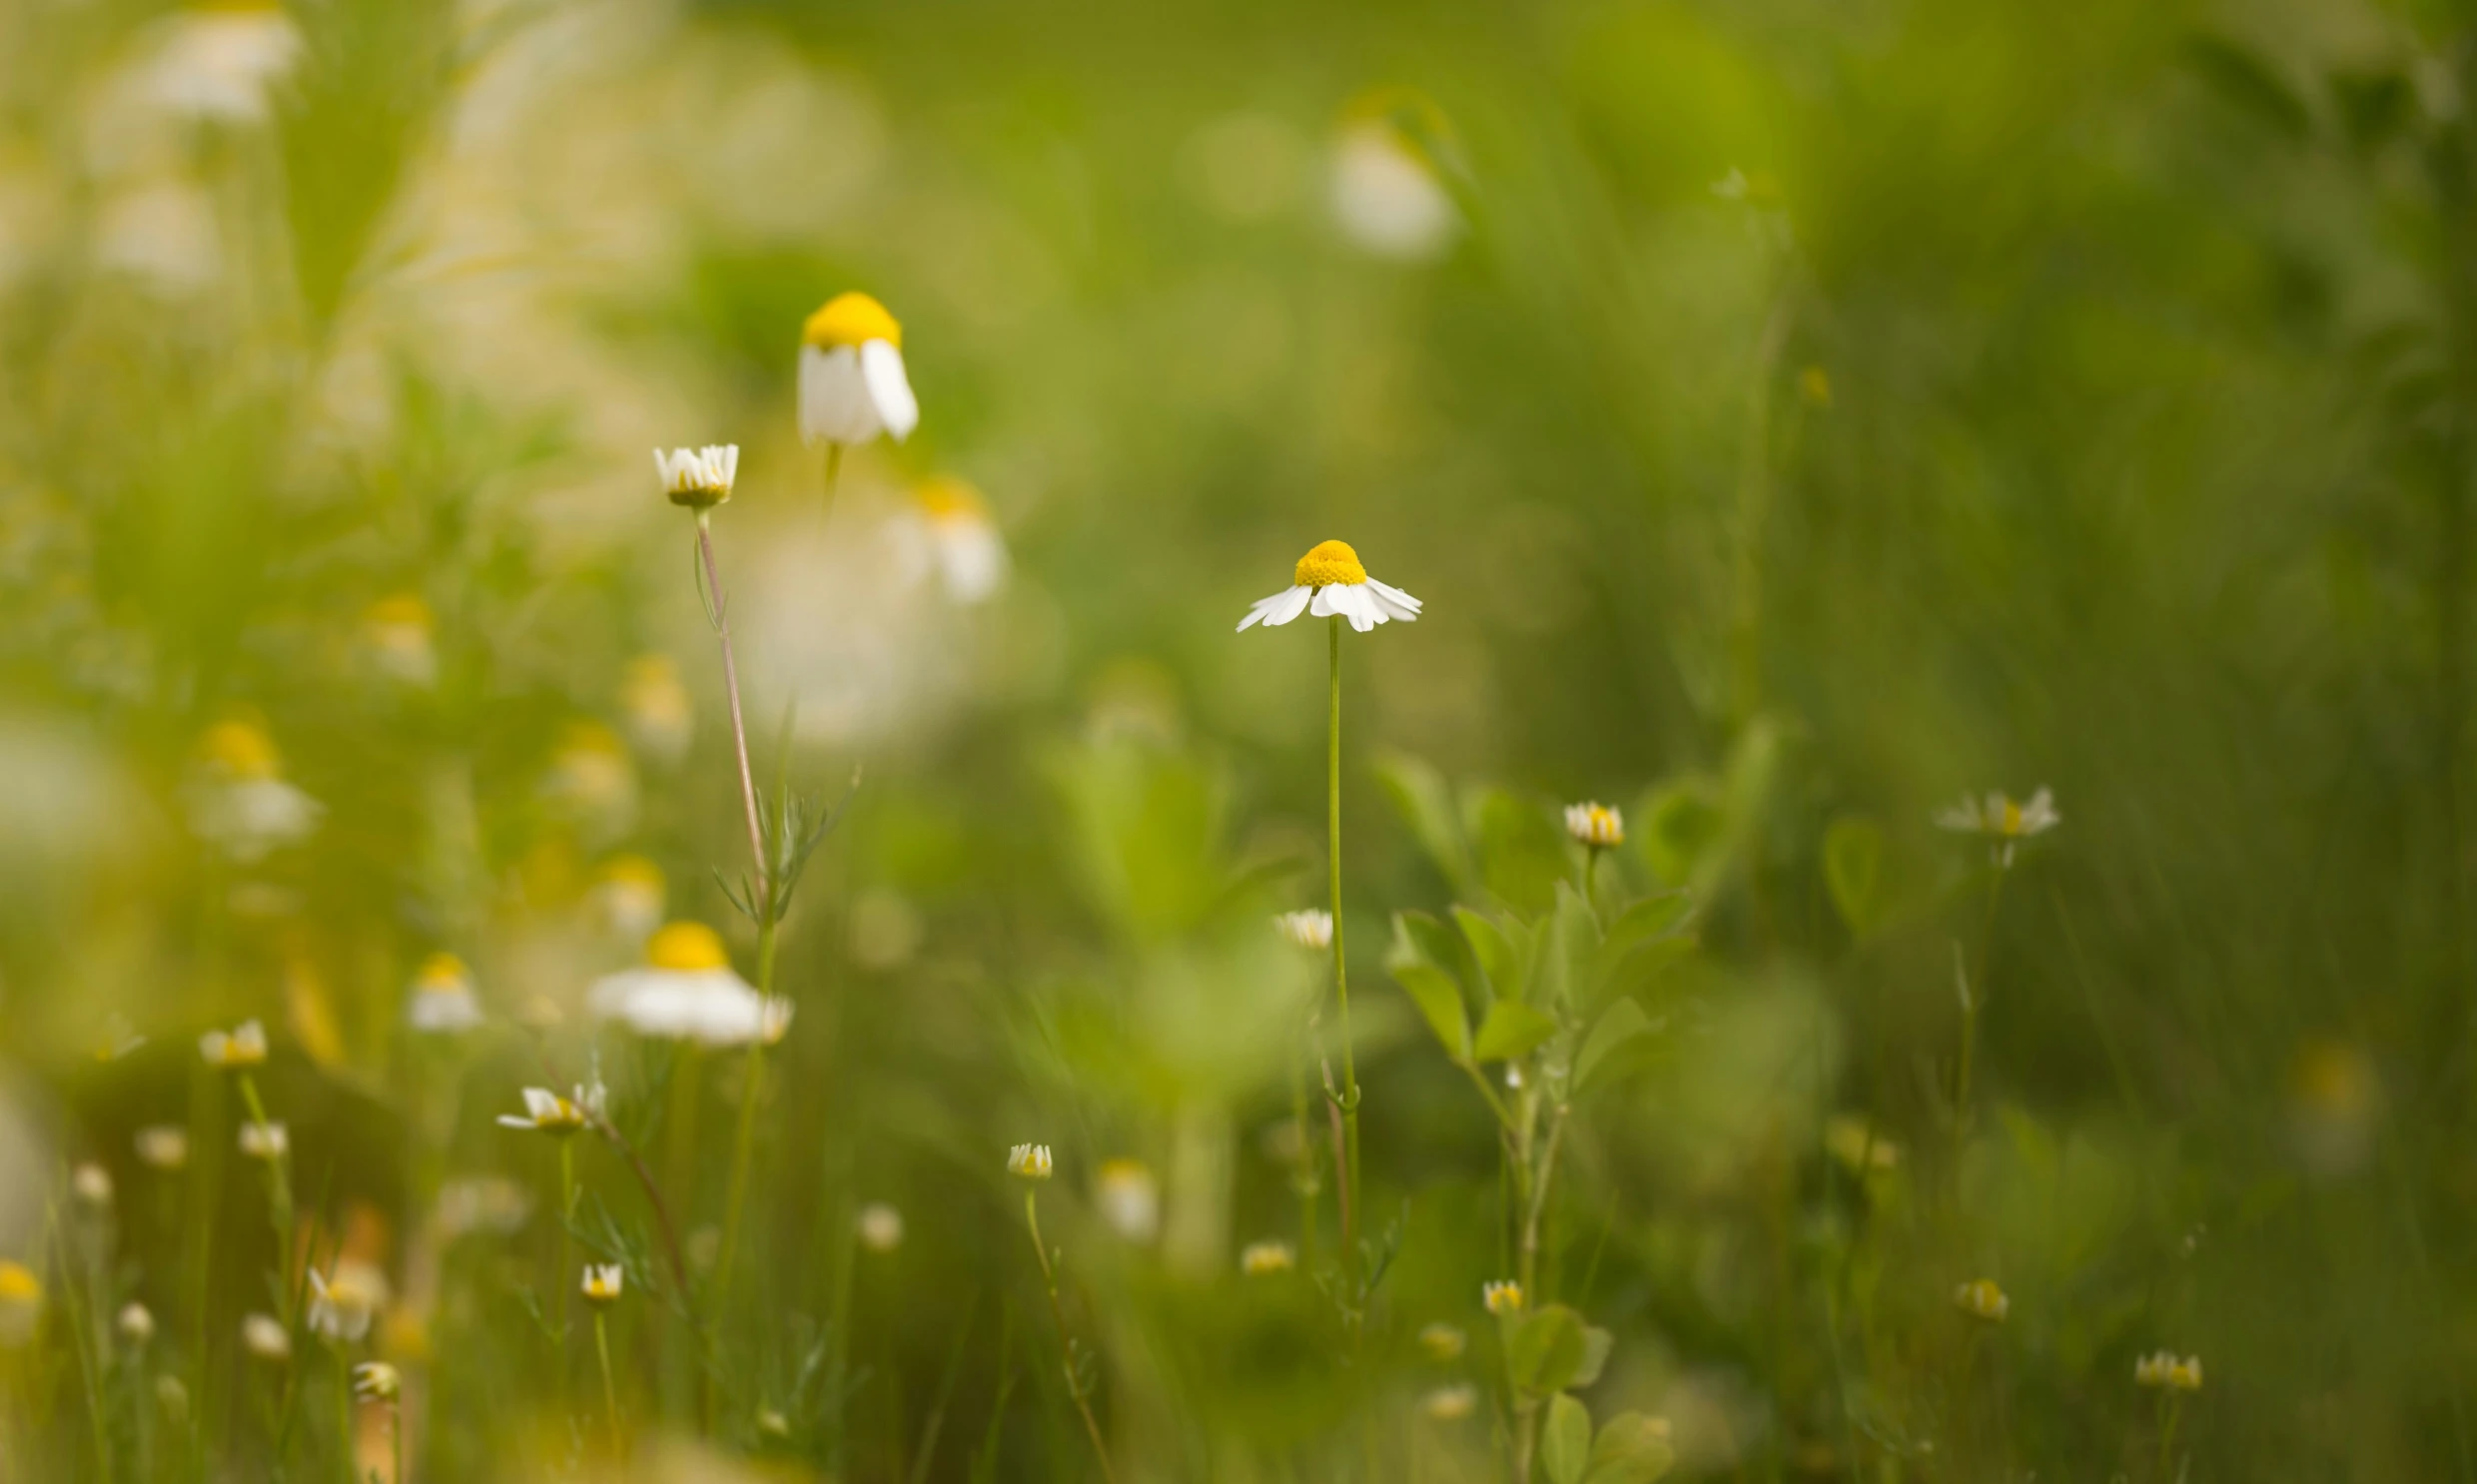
[599,854,664,891]
[1996,797,2024,836]
[913,476,989,525]
[803,292,903,351]
[414,953,468,995]
[646,921,729,972]
[366,594,431,630]
[0,1261,38,1302]
[1293,540,1368,588]
[202,720,280,780]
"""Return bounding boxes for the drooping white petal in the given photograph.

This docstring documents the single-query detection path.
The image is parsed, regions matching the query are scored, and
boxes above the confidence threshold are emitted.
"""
[1238,585,1313,631]
[859,340,920,442]
[1343,585,1381,631]
[1366,577,1423,615]
[799,345,882,445]
[1308,585,1343,618]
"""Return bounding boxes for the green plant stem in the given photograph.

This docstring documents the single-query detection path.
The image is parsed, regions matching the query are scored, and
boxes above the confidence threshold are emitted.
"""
[695,511,769,899]
[558,1137,576,1396]
[594,1310,623,1457]
[1517,1104,1569,1300]
[2155,1393,2182,1484]
[715,915,779,1316]
[1326,616,1362,1270]
[336,1350,355,1484]
[235,1076,294,1323]
[1951,863,2009,1183]
[1024,1190,1118,1484]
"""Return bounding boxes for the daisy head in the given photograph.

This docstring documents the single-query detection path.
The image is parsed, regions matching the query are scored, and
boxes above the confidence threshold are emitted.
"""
[1564,802,1623,849]
[351,1361,400,1402]
[1095,1158,1161,1243]
[407,952,484,1034]
[855,1202,905,1253]
[362,594,435,686]
[799,292,918,447]
[1420,1383,1478,1421]
[580,1263,624,1307]
[306,1262,387,1344]
[1418,1322,1466,1361]
[1007,1142,1053,1181]
[1239,1240,1295,1276]
[135,1125,190,1171]
[0,1261,41,1346]
[117,1301,155,1346]
[241,1312,290,1363]
[1935,787,2060,842]
[238,1120,288,1161]
[897,476,1008,604]
[1952,1278,2009,1322]
[2135,1350,2203,1392]
[586,921,772,1046]
[1272,909,1333,950]
[591,854,666,941]
[1237,540,1422,634]
[654,444,738,511]
[495,1087,592,1136]
[1481,1279,1523,1316]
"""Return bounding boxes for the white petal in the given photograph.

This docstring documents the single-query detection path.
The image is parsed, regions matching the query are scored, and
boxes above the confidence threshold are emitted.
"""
[1238,586,1311,632]
[1309,585,1342,618]
[860,341,919,442]
[799,345,880,445]
[1366,577,1422,615]
[1343,585,1380,631]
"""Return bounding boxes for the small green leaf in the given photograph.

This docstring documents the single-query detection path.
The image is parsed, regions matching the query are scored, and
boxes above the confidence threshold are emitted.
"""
[1542,1395,1593,1484]
[1822,815,1883,936]
[1546,883,1603,1008]
[1582,1411,1675,1484]
[1574,1000,1655,1097]
[1392,910,1468,984]
[1374,750,1474,894]
[1571,1326,1614,1389]
[1473,1001,1558,1064]
[1506,1304,1588,1397]
[1391,963,1472,1063]
[1454,905,1522,1005]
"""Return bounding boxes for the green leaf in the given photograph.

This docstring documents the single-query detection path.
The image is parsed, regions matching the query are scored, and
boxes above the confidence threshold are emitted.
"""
[1393,910,1471,986]
[1581,1412,1676,1484]
[1636,779,1723,888]
[1542,1395,1593,1484]
[1391,963,1472,1063]
[1454,905,1522,1005]
[1574,1000,1655,1097]
[1473,1000,1558,1064]
[1374,750,1473,894]
[1467,787,1569,915]
[1545,882,1603,1008]
[1822,815,1883,936]
[1506,1304,1588,1396]
[1572,1326,1614,1389]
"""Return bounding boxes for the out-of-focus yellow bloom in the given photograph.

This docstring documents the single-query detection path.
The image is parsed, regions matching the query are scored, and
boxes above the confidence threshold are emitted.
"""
[2135,1350,2203,1391]
[189,723,322,861]
[654,444,738,510]
[1239,1240,1295,1276]
[1007,1143,1054,1181]
[2290,1039,2380,1178]
[1238,540,1422,634]
[1418,1322,1466,1360]
[0,1260,42,1345]
[592,854,667,942]
[352,1361,400,1402]
[580,1264,624,1306]
[1564,802,1623,849]
[620,655,693,766]
[407,952,484,1033]
[1273,910,1332,950]
[135,1125,190,1170]
[496,1087,594,1135]
[541,721,636,839]
[307,1263,387,1344]
[363,594,435,687]
[1482,1279,1523,1316]
[799,293,918,447]
[1095,1159,1160,1243]
[895,476,1008,604]
[588,922,774,1045]
[1420,1384,1477,1421]
[1953,1278,2009,1321]
[856,1202,905,1253]
[242,1312,291,1362]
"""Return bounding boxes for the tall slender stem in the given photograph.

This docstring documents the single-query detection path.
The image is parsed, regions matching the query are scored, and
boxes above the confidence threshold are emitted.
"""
[694,514,768,904]
[1025,1191,1118,1484]
[1327,616,1361,1269]
[558,1138,575,1395]
[594,1310,623,1456]
[714,918,777,1313]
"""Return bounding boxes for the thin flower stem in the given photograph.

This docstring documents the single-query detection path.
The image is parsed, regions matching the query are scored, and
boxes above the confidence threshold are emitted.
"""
[1517,1104,1569,1300]
[1327,615,1362,1270]
[594,1310,623,1457]
[2155,1393,2181,1484]
[335,1350,355,1484]
[1951,863,2008,1172]
[558,1137,576,1392]
[715,915,779,1315]
[693,514,769,905]
[1025,1190,1118,1484]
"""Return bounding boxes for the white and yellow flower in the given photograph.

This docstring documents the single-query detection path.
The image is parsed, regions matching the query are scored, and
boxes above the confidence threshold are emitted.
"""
[127,0,303,124]
[435,1176,533,1239]
[1007,1142,1054,1181]
[496,1087,594,1136]
[117,1301,155,1346]
[0,1260,41,1346]
[187,721,322,862]
[893,476,1008,604]
[135,1125,190,1170]
[2134,1350,2203,1391]
[238,1120,288,1161]
[362,594,436,687]
[71,1162,113,1209]
[1952,1278,2009,1322]
[351,1361,401,1402]
[591,854,666,942]
[1237,540,1421,635]
[587,922,777,1046]
[406,952,484,1034]
[1564,802,1623,849]
[1328,92,1458,261]
[200,1018,269,1071]
[580,1263,624,1306]
[856,1202,905,1253]
[1272,910,1333,950]
[1095,1158,1161,1243]
[654,444,738,510]
[1418,1322,1466,1361]
[1420,1384,1477,1421]
[620,655,693,766]
[1482,1279,1523,1316]
[1239,1240,1295,1276]
[799,293,918,447]
[242,1311,291,1363]
[1935,787,2060,867]
[307,1262,387,1344]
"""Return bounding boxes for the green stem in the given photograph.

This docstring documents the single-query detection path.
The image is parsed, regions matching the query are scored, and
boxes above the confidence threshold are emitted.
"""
[1025,1191,1118,1484]
[715,916,778,1315]
[595,1310,623,1457]
[558,1137,576,1401]
[2155,1393,2182,1483]
[1327,616,1362,1270]
[336,1350,355,1484]
[1952,865,2008,1170]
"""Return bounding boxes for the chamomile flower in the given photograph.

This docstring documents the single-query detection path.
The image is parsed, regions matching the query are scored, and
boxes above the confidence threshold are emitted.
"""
[1420,1384,1478,1421]
[893,476,1008,604]
[1329,91,1458,261]
[135,1125,190,1170]
[1007,1143,1053,1181]
[200,1018,268,1070]
[238,1120,288,1161]
[362,594,435,687]
[1095,1159,1161,1243]
[856,1202,905,1253]
[620,655,693,765]
[1419,1322,1467,1360]
[1237,540,1422,634]
[798,292,918,447]
[1952,1278,2010,1322]
[352,1361,401,1402]
[72,1162,113,1209]
[0,1261,41,1346]
[1239,1240,1295,1275]
[1482,1279,1523,1316]
[1272,910,1333,950]
[117,1301,155,1346]
[495,1087,595,1136]
[1564,802,1623,849]
[587,922,774,1046]
[654,444,738,510]
[580,1263,624,1306]
[405,952,483,1034]
[2135,1351,2203,1391]
[187,720,322,862]
[242,1312,291,1363]
[591,854,666,942]
[1935,787,2060,867]
[307,1263,387,1344]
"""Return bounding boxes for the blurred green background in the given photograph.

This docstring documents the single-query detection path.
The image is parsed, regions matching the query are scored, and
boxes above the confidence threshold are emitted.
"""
[0,0,2467,1478]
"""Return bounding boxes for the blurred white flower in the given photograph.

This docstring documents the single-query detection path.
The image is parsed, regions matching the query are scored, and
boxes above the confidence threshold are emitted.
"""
[654,444,738,510]
[1007,1143,1053,1181]
[580,1263,624,1306]
[591,855,666,942]
[1419,1322,1466,1360]
[117,1301,155,1346]
[1420,1384,1477,1421]
[1935,787,2059,867]
[128,2,303,123]
[1482,1279,1522,1315]
[1239,1240,1294,1275]
[1564,802,1623,849]
[242,1312,290,1363]
[135,1125,190,1171]
[1238,540,1421,634]
[1095,1159,1160,1243]
[71,1163,112,1209]
[1329,115,1456,261]
[1952,1278,2009,1322]
[352,1361,400,1402]
[1272,910,1332,950]
[201,1020,269,1071]
[362,594,436,688]
[96,181,224,294]
[435,1176,532,1239]
[2135,1350,2203,1391]
[406,952,484,1034]
[238,1120,288,1161]
[186,721,321,863]
[496,1086,598,1135]
[588,922,772,1046]
[619,656,692,766]
[799,292,917,447]
[892,477,1008,605]
[540,722,636,843]
[307,1263,387,1344]
[855,1202,904,1253]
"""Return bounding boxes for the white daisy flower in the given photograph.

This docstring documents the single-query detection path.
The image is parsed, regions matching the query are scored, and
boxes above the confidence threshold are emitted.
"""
[1237,540,1422,635]
[1564,802,1623,849]
[362,594,435,688]
[1272,909,1333,950]
[1482,1279,1523,1315]
[406,952,484,1034]
[186,721,321,863]
[237,1120,287,1161]
[798,293,918,447]
[495,1087,593,1136]
[580,1263,624,1306]
[351,1361,400,1402]
[117,1301,155,1346]
[1095,1159,1161,1243]
[654,443,738,510]
[135,1125,190,1170]
[71,1163,113,1208]
[587,922,772,1046]
[1935,786,2060,867]
[855,1202,905,1253]
[201,1018,269,1070]
[1328,95,1457,261]
[1952,1278,2009,1322]
[1006,1142,1053,1181]
[306,1262,386,1344]
[591,855,666,942]
[1239,1239,1295,1275]
[1420,1384,1477,1421]
[893,476,1008,604]
[241,1312,290,1363]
